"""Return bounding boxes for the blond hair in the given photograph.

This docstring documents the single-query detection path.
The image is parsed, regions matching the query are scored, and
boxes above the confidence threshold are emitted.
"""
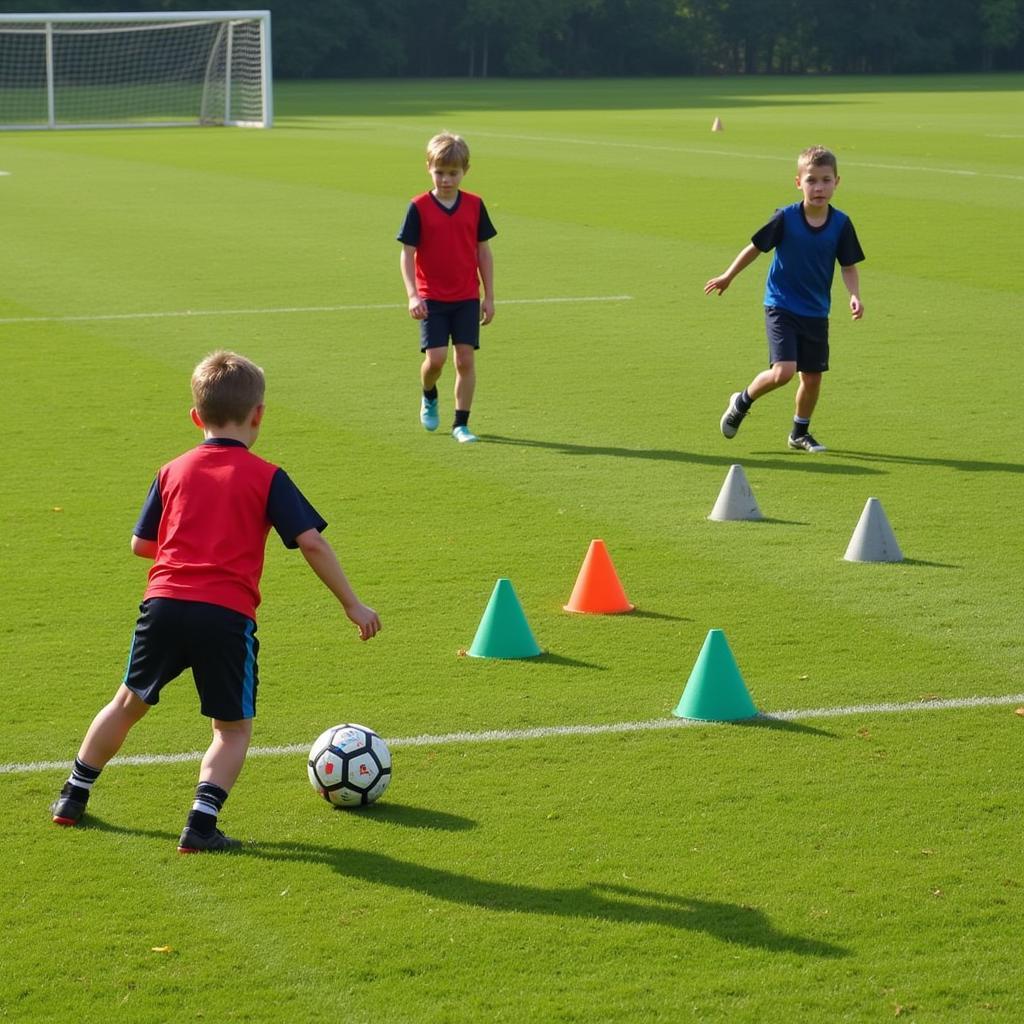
[426,131,470,170]
[191,350,265,426]
[797,146,838,174]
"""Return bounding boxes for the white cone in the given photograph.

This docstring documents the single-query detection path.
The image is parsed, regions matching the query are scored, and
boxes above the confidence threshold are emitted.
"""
[711,117,723,132]
[709,464,762,521]
[844,497,903,562]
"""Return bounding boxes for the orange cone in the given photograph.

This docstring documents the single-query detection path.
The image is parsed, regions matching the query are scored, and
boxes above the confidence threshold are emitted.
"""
[564,539,634,614]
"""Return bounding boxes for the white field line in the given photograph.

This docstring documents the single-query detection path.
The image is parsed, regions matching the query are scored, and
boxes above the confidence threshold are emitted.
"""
[0,294,632,327]
[371,123,1024,182]
[5,693,1023,777]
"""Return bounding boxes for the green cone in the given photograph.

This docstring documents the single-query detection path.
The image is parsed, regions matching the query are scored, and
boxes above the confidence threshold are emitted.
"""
[468,578,542,659]
[673,629,757,721]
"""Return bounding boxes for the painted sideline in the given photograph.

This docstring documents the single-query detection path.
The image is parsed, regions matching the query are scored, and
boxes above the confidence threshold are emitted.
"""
[5,693,1023,776]
[0,294,632,326]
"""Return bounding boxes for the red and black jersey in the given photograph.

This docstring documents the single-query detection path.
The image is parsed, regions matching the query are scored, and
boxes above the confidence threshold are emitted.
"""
[136,439,326,620]
[397,190,497,302]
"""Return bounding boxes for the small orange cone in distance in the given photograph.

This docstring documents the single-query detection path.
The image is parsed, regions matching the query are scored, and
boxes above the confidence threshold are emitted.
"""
[564,539,634,614]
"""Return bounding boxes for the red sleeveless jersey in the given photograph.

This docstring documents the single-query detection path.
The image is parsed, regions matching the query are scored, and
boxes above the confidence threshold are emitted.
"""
[144,443,278,619]
[412,190,485,302]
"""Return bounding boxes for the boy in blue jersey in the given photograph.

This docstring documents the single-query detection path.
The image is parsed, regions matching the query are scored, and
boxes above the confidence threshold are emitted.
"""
[50,351,381,852]
[705,146,865,452]
[398,132,497,444]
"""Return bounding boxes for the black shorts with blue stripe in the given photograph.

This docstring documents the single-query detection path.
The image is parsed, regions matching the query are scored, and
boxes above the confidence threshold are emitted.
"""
[123,598,259,721]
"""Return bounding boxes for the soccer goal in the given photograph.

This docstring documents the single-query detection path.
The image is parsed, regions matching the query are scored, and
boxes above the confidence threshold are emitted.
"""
[0,11,272,130]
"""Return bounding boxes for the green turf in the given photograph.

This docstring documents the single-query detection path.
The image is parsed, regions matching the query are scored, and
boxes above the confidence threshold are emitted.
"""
[1,76,1022,1022]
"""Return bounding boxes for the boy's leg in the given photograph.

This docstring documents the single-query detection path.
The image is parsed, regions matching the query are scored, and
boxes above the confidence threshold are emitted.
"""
[794,371,822,420]
[79,685,152,768]
[450,303,481,443]
[452,343,476,421]
[419,346,447,431]
[177,717,252,853]
[720,362,795,439]
[52,685,151,825]
[788,371,826,452]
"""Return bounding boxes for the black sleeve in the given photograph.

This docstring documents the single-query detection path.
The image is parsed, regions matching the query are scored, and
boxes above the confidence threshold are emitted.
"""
[751,209,784,253]
[837,219,866,266]
[267,469,328,549]
[133,477,162,540]
[477,200,497,242]
[396,202,421,246]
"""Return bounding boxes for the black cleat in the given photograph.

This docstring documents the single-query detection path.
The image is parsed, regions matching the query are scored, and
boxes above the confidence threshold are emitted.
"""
[51,795,87,826]
[177,826,242,854]
[788,432,827,453]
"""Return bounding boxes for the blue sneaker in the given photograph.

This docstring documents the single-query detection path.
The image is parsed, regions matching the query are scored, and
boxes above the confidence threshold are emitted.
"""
[420,397,439,432]
[452,425,478,444]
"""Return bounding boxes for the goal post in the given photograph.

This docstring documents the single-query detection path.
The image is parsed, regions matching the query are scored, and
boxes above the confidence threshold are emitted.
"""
[0,11,273,130]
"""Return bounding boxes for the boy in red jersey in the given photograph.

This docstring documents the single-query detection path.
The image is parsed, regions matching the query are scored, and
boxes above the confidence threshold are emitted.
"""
[50,351,381,852]
[398,132,497,443]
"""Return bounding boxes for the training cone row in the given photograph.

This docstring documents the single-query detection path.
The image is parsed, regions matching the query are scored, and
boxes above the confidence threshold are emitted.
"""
[708,466,904,561]
[468,552,758,724]
[468,541,634,659]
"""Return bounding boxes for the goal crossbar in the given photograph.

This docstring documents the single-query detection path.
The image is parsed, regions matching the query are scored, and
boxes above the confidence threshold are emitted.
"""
[0,10,273,130]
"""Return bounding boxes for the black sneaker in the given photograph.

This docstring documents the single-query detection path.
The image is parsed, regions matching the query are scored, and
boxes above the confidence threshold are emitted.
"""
[788,432,826,453]
[51,795,87,826]
[720,392,747,438]
[177,826,242,854]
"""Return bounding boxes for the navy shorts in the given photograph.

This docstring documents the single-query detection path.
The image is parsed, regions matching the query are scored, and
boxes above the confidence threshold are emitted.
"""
[420,299,481,351]
[123,598,259,721]
[764,307,830,373]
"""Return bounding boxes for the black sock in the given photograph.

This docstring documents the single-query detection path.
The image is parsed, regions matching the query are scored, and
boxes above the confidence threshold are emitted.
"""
[423,386,438,401]
[186,782,229,836]
[737,390,753,412]
[792,417,810,438]
[453,409,470,429]
[63,757,101,803]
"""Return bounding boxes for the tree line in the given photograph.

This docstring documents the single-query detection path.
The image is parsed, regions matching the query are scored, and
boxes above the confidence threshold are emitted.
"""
[2,0,1021,76]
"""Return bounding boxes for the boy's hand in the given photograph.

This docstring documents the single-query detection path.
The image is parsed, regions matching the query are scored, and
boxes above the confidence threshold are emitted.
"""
[345,602,381,641]
[480,298,495,325]
[704,275,730,296]
[849,295,864,320]
[408,295,428,320]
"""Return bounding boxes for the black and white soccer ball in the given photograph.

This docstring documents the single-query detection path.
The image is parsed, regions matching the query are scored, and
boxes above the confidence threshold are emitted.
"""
[307,723,392,807]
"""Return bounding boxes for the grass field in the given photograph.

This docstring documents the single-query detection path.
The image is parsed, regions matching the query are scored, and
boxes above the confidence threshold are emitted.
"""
[2,75,1023,1023]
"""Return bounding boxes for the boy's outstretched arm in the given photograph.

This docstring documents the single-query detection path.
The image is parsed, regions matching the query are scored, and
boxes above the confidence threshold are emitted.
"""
[704,243,761,296]
[477,240,495,325]
[400,245,427,320]
[841,265,864,320]
[295,528,381,641]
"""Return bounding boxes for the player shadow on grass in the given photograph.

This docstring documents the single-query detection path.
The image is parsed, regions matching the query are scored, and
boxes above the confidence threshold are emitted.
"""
[244,841,849,958]
[830,450,1024,475]
[483,435,882,476]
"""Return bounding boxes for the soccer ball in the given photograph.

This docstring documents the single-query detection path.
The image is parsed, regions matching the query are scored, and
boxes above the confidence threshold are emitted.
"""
[307,723,392,808]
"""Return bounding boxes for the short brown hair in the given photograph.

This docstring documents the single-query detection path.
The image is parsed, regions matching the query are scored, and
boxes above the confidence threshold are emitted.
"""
[191,350,265,426]
[426,131,470,170]
[798,146,838,174]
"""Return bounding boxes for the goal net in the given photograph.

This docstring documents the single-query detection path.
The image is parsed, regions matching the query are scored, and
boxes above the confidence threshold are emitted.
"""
[0,11,272,130]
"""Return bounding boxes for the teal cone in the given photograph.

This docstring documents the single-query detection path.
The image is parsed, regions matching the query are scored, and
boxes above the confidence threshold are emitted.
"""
[468,578,542,659]
[673,629,758,721]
